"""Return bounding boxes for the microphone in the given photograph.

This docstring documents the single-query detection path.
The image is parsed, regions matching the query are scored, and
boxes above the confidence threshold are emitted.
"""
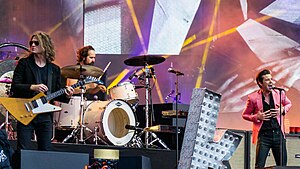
[150,67,156,79]
[268,85,285,91]
[125,125,144,131]
[125,124,136,130]
[168,68,184,76]
[129,68,141,80]
[93,95,98,100]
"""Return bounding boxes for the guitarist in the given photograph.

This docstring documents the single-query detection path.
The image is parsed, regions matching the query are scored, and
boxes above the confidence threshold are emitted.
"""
[10,31,74,151]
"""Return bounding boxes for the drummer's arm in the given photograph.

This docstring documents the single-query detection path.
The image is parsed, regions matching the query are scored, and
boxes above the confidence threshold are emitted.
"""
[86,83,107,94]
[66,78,82,94]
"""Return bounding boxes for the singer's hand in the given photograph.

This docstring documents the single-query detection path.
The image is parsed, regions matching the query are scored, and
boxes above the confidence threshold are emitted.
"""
[270,108,279,117]
[257,110,272,121]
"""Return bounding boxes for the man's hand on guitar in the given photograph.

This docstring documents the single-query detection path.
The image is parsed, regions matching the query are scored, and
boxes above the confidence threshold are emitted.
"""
[30,84,48,93]
[65,86,74,98]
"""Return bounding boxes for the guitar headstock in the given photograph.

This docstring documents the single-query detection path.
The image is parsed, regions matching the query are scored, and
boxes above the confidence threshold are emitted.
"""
[84,76,104,85]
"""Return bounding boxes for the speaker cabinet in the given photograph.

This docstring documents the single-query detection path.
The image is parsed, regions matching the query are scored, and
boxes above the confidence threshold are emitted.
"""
[250,134,300,168]
[265,167,300,169]
[227,130,248,169]
[20,150,89,169]
[119,156,151,169]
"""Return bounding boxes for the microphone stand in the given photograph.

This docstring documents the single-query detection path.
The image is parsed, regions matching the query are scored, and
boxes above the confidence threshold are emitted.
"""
[278,89,284,166]
[175,73,179,167]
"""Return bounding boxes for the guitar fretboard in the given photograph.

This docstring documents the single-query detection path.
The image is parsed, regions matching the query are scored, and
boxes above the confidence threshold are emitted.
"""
[46,81,85,101]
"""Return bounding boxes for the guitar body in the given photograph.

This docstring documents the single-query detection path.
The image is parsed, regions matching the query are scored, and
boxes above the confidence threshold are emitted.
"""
[0,76,99,125]
[0,93,62,125]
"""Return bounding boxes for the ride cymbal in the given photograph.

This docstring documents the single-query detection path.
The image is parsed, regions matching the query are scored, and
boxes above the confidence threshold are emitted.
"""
[124,55,165,66]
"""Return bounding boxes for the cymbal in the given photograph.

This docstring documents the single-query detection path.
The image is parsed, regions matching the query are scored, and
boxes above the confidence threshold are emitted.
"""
[124,55,165,66]
[61,65,103,79]
[0,78,12,84]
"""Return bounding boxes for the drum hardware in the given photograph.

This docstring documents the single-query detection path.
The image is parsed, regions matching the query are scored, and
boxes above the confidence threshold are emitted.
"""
[167,66,184,167]
[92,126,109,145]
[0,111,16,140]
[125,124,169,149]
[62,83,90,143]
[0,75,16,140]
[124,55,166,148]
[61,64,92,143]
[60,62,110,144]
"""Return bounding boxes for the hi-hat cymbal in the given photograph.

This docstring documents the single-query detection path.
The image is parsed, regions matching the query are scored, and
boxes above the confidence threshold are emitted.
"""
[61,65,103,79]
[124,55,165,66]
[0,78,12,84]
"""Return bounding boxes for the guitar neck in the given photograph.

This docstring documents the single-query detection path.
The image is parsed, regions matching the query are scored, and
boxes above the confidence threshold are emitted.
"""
[46,81,84,101]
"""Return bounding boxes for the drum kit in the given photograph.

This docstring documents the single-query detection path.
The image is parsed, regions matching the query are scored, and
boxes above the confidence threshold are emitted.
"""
[54,55,169,149]
[0,63,17,141]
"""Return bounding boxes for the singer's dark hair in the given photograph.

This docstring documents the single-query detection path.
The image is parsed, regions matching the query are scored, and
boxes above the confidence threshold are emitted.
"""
[256,69,271,88]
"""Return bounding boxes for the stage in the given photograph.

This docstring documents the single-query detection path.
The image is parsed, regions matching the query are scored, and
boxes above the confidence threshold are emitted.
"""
[9,140,176,169]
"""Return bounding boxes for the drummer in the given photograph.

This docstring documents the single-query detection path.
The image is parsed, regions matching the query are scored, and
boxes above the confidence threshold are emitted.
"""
[66,45,107,100]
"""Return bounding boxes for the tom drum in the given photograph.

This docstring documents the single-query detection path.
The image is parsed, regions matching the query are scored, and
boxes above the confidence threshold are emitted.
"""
[109,82,138,104]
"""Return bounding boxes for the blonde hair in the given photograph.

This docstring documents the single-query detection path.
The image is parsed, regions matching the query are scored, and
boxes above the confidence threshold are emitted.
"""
[30,31,55,62]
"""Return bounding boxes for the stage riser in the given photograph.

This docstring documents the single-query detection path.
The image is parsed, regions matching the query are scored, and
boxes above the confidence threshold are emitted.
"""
[20,150,89,169]
[119,156,151,169]
[9,141,176,169]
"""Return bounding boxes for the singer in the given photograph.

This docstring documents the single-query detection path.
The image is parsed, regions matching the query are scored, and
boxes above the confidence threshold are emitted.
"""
[242,69,292,168]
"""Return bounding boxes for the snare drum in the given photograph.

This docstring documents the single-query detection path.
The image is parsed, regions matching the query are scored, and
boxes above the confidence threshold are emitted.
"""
[109,82,138,104]
[84,99,136,146]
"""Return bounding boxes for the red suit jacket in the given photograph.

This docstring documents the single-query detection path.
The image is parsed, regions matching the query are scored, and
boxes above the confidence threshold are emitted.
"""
[242,89,292,144]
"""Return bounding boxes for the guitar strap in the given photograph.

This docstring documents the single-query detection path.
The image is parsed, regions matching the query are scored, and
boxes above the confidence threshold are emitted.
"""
[46,64,52,95]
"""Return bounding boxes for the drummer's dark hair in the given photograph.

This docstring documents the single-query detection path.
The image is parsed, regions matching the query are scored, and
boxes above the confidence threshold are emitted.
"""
[77,45,95,62]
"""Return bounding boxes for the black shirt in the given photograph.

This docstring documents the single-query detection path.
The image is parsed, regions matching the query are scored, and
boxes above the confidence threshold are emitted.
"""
[260,92,280,131]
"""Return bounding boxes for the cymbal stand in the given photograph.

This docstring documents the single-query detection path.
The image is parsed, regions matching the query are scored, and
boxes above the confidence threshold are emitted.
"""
[63,66,90,144]
[144,64,150,148]
[143,65,168,149]
[62,86,87,143]
[0,111,16,140]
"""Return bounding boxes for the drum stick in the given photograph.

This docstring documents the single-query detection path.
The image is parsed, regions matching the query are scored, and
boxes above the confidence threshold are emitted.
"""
[98,61,111,80]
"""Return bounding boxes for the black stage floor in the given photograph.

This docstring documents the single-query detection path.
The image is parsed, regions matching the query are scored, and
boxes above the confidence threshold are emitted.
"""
[9,140,177,169]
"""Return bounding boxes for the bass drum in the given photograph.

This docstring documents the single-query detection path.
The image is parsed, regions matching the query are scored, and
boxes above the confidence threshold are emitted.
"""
[84,100,136,146]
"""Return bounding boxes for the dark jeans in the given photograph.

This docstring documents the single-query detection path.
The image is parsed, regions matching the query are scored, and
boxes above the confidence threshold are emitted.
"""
[17,113,53,151]
[255,129,287,168]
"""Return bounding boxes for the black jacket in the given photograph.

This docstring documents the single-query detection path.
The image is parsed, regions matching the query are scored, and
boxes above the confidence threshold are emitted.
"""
[11,54,69,103]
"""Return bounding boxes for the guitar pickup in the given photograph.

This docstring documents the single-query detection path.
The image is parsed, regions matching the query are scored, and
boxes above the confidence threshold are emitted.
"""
[24,102,33,112]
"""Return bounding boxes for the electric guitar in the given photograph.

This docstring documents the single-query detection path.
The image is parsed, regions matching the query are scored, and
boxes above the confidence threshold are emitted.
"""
[0,76,103,125]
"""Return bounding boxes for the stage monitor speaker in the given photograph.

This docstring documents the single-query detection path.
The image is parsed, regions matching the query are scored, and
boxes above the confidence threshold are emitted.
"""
[250,134,300,168]
[119,156,151,169]
[20,150,89,169]
[264,166,300,169]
